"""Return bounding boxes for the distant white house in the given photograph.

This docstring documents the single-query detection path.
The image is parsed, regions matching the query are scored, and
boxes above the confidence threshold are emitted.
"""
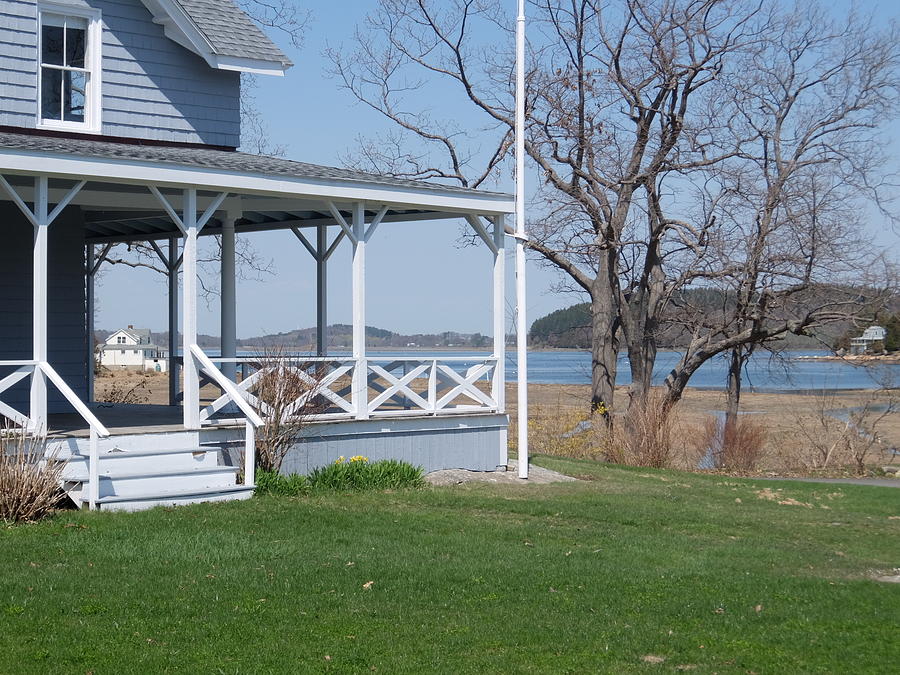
[850,325,887,354]
[99,326,168,372]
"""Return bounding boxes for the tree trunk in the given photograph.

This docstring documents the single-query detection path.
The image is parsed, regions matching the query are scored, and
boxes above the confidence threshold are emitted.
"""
[590,256,619,423]
[724,347,743,431]
[626,318,657,409]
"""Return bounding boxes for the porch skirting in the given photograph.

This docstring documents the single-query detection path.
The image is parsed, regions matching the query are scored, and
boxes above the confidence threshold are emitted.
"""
[218,413,510,475]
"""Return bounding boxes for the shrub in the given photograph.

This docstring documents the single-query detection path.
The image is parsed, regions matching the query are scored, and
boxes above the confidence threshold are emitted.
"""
[254,458,426,497]
[308,456,425,492]
[254,469,311,497]
[252,345,328,474]
[0,427,66,523]
[598,391,677,468]
[696,416,767,471]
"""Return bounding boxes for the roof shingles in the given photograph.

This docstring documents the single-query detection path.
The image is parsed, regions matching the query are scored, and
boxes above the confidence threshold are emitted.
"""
[173,0,293,67]
[0,131,510,199]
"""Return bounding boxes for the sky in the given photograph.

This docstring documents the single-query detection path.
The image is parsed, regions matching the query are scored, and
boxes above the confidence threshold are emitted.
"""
[94,0,900,340]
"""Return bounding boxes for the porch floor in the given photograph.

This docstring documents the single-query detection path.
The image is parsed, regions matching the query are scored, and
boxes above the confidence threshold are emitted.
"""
[47,404,205,437]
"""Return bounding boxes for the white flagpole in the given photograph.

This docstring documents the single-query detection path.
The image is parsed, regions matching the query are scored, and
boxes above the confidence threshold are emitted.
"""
[515,0,529,479]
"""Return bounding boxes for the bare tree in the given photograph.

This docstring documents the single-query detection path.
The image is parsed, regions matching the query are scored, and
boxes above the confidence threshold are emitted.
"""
[329,0,900,426]
[328,0,766,421]
[658,3,900,413]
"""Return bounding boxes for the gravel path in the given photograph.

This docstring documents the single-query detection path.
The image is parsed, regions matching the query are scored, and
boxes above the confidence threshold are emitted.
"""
[425,460,577,486]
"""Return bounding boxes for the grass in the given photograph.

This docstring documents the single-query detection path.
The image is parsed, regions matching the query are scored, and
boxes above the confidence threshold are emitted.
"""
[1,456,898,673]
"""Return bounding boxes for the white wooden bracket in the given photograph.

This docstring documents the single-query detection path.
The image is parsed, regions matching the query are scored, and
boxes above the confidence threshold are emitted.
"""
[326,202,388,245]
[0,175,85,228]
[148,186,228,235]
[465,214,499,255]
[327,202,356,244]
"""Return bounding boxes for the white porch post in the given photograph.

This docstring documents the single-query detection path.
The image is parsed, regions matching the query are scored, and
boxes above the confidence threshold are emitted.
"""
[351,202,368,420]
[492,215,508,467]
[317,223,328,356]
[167,237,180,407]
[515,0,529,478]
[30,176,49,429]
[182,189,200,428]
[220,209,238,381]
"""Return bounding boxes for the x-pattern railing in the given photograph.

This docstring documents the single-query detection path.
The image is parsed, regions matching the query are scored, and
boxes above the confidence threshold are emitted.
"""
[195,355,499,422]
[199,357,356,424]
[365,358,498,416]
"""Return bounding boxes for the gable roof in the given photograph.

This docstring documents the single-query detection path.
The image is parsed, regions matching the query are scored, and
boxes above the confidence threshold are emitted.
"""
[139,0,293,75]
[107,328,152,344]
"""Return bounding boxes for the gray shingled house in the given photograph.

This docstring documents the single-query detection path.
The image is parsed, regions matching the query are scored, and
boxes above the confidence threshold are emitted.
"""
[0,0,514,510]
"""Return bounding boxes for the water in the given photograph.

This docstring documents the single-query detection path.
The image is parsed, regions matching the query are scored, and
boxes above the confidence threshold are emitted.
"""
[208,348,898,391]
[507,349,899,391]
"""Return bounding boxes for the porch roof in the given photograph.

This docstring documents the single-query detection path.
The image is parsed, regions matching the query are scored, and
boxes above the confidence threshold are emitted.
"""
[0,131,513,243]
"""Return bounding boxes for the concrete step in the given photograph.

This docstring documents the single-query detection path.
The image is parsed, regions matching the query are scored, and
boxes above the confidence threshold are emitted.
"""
[57,447,221,475]
[63,466,239,498]
[82,484,255,512]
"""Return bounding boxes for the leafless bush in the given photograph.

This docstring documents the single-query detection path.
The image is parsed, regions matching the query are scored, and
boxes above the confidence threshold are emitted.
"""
[598,391,677,468]
[794,391,895,474]
[696,417,767,472]
[252,346,328,473]
[0,425,66,523]
[846,404,893,476]
[95,373,151,405]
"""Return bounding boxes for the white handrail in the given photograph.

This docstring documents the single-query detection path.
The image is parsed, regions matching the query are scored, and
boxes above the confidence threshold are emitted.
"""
[205,355,498,364]
[190,345,262,488]
[38,362,110,437]
[189,345,264,428]
[37,361,109,510]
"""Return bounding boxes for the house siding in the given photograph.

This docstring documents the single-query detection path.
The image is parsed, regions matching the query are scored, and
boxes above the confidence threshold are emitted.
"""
[0,0,241,147]
[0,202,88,413]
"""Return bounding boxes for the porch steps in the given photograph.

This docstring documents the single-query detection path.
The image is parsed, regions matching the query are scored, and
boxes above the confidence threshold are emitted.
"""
[81,485,254,512]
[51,442,254,512]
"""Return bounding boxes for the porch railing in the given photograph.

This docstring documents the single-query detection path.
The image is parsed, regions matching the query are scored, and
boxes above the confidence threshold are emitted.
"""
[188,345,264,486]
[193,354,500,424]
[0,360,110,509]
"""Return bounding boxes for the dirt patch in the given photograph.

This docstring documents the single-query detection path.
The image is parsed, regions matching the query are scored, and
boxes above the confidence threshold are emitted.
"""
[425,460,577,486]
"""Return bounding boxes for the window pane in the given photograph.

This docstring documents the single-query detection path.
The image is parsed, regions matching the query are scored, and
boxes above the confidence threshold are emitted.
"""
[41,67,62,120]
[66,26,86,68]
[64,70,86,122]
[41,24,63,66]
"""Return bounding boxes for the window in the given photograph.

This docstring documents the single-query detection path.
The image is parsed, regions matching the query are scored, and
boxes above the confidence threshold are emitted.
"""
[38,5,101,132]
[116,336,126,344]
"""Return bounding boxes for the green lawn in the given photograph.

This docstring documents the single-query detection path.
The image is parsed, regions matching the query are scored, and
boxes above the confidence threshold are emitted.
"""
[2,456,898,673]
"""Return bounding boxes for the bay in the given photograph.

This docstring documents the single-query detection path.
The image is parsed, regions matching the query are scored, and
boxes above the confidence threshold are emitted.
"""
[223,348,898,391]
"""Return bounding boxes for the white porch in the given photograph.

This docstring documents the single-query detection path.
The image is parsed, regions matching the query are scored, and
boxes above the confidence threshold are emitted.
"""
[0,132,517,510]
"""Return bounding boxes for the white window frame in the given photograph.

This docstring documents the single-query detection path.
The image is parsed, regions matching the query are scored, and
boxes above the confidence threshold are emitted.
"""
[36,2,102,133]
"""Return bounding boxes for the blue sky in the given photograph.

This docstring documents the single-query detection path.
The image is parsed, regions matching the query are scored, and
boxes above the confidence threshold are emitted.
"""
[95,0,900,339]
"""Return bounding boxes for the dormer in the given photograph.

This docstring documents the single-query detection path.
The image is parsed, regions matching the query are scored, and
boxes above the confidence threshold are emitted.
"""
[0,0,292,148]
[139,0,293,76]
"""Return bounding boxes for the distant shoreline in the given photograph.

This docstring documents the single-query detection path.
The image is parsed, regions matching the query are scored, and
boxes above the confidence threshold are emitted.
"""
[795,353,900,364]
